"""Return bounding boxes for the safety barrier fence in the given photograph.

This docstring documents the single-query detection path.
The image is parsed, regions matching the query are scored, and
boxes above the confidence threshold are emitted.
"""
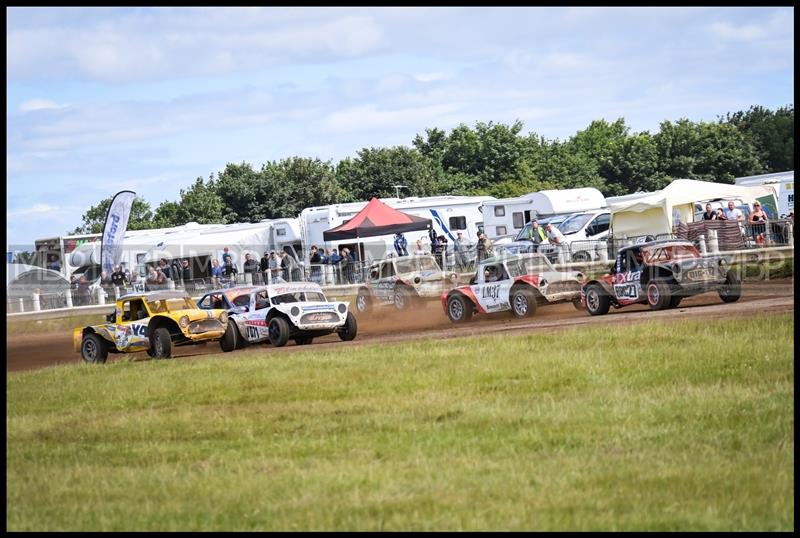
[7,220,794,315]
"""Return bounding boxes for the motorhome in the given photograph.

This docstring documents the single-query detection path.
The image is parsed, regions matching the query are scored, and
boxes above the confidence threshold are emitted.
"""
[735,171,794,217]
[299,195,495,262]
[482,187,606,239]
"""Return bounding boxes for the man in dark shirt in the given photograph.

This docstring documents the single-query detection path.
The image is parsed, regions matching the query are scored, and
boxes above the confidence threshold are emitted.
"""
[701,203,717,221]
[110,265,127,287]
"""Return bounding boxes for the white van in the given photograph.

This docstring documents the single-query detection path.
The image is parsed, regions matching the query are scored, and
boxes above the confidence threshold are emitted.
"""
[555,210,611,261]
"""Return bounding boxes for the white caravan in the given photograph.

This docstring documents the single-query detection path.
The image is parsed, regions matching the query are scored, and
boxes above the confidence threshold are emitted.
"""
[482,187,607,239]
[735,170,794,217]
[299,195,495,263]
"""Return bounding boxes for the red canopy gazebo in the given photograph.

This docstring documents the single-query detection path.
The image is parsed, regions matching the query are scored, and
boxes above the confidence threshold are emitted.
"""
[323,197,432,241]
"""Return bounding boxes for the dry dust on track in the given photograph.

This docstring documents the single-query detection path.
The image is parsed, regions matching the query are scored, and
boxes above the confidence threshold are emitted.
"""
[6,279,794,373]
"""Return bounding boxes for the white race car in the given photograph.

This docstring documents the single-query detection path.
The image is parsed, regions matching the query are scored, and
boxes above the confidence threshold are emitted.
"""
[442,253,584,323]
[198,282,357,348]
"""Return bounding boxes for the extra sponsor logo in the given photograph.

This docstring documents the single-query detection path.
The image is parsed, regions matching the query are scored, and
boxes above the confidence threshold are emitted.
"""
[306,313,332,321]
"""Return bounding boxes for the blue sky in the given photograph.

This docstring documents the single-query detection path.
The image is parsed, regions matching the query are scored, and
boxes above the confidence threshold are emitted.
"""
[6,6,794,249]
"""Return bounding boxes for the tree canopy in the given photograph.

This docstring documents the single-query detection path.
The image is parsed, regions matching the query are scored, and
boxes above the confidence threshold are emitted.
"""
[73,104,793,233]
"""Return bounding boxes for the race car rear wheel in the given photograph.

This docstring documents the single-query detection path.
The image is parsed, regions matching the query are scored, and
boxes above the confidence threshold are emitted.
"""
[393,286,412,311]
[219,322,238,352]
[294,335,314,345]
[646,279,671,311]
[268,317,290,347]
[356,288,371,313]
[151,327,173,359]
[718,270,742,303]
[585,284,610,316]
[510,287,537,318]
[81,333,108,364]
[339,312,358,341]
[446,294,473,323]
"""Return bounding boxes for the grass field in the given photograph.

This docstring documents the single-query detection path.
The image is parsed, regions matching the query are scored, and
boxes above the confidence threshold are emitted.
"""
[6,313,794,531]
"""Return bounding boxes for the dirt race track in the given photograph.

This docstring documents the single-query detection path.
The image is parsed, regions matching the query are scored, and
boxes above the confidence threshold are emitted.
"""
[6,279,794,373]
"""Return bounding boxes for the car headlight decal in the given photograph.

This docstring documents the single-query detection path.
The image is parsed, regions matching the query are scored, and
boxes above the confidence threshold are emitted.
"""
[179,315,189,328]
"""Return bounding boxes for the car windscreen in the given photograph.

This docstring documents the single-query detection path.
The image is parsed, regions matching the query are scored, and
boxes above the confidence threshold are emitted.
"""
[506,256,553,277]
[271,291,327,305]
[643,245,699,264]
[558,213,593,235]
[396,257,440,273]
[146,297,196,312]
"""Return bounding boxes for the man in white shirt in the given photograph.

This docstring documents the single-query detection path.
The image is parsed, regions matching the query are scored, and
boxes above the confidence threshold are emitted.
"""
[545,223,566,245]
[724,200,743,221]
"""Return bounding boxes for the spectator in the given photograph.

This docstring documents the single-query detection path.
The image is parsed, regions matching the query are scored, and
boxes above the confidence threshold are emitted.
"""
[211,258,223,278]
[222,258,238,279]
[715,208,727,221]
[279,251,290,281]
[340,248,352,284]
[171,259,182,282]
[701,203,717,221]
[180,259,193,282]
[394,233,408,256]
[146,266,159,286]
[433,235,447,269]
[221,247,232,265]
[319,248,329,265]
[156,258,171,280]
[75,275,91,306]
[243,252,259,277]
[260,251,270,272]
[268,251,280,281]
[110,265,127,287]
[309,245,322,282]
[529,219,547,251]
[748,201,768,242]
[414,238,426,255]
[724,201,743,221]
[155,268,167,285]
[100,270,111,285]
[546,222,566,245]
[48,255,61,271]
[475,232,493,263]
[454,231,469,271]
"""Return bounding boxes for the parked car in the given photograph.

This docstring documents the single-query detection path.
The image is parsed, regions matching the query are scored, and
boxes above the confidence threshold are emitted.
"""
[442,253,584,323]
[580,239,741,316]
[355,254,459,313]
[200,282,357,348]
[73,290,228,363]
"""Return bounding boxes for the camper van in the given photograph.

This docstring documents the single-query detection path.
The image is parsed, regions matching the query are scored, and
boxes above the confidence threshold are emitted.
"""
[482,188,607,239]
[735,171,794,217]
[298,195,494,263]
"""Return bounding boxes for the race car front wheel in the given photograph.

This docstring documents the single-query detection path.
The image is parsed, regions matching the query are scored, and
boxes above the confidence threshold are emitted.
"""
[510,287,537,318]
[268,317,290,347]
[585,285,610,316]
[220,322,238,352]
[151,327,173,359]
[81,333,108,364]
[339,312,358,341]
[718,270,742,303]
[447,294,472,323]
[394,286,412,311]
[646,280,671,311]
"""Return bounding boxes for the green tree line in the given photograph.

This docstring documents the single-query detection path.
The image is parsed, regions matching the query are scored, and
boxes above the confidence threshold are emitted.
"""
[72,104,793,234]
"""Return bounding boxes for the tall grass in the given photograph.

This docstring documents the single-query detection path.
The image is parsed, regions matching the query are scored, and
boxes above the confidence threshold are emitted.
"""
[6,313,794,531]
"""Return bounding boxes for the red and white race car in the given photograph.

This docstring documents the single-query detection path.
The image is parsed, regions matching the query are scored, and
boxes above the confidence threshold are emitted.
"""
[441,253,584,323]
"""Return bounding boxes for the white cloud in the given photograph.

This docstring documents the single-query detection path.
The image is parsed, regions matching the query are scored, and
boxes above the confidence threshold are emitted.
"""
[8,203,60,217]
[19,99,69,112]
[322,103,462,133]
[709,21,767,41]
[413,72,454,83]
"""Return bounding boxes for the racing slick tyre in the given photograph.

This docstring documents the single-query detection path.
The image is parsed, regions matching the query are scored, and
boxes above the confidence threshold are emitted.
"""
[268,317,291,347]
[718,270,742,303]
[669,295,682,309]
[393,286,413,311]
[294,335,314,346]
[81,333,108,364]
[510,287,537,318]
[446,294,473,324]
[220,322,238,353]
[355,288,371,314]
[151,327,173,359]
[584,284,610,316]
[338,312,358,341]
[645,279,671,311]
